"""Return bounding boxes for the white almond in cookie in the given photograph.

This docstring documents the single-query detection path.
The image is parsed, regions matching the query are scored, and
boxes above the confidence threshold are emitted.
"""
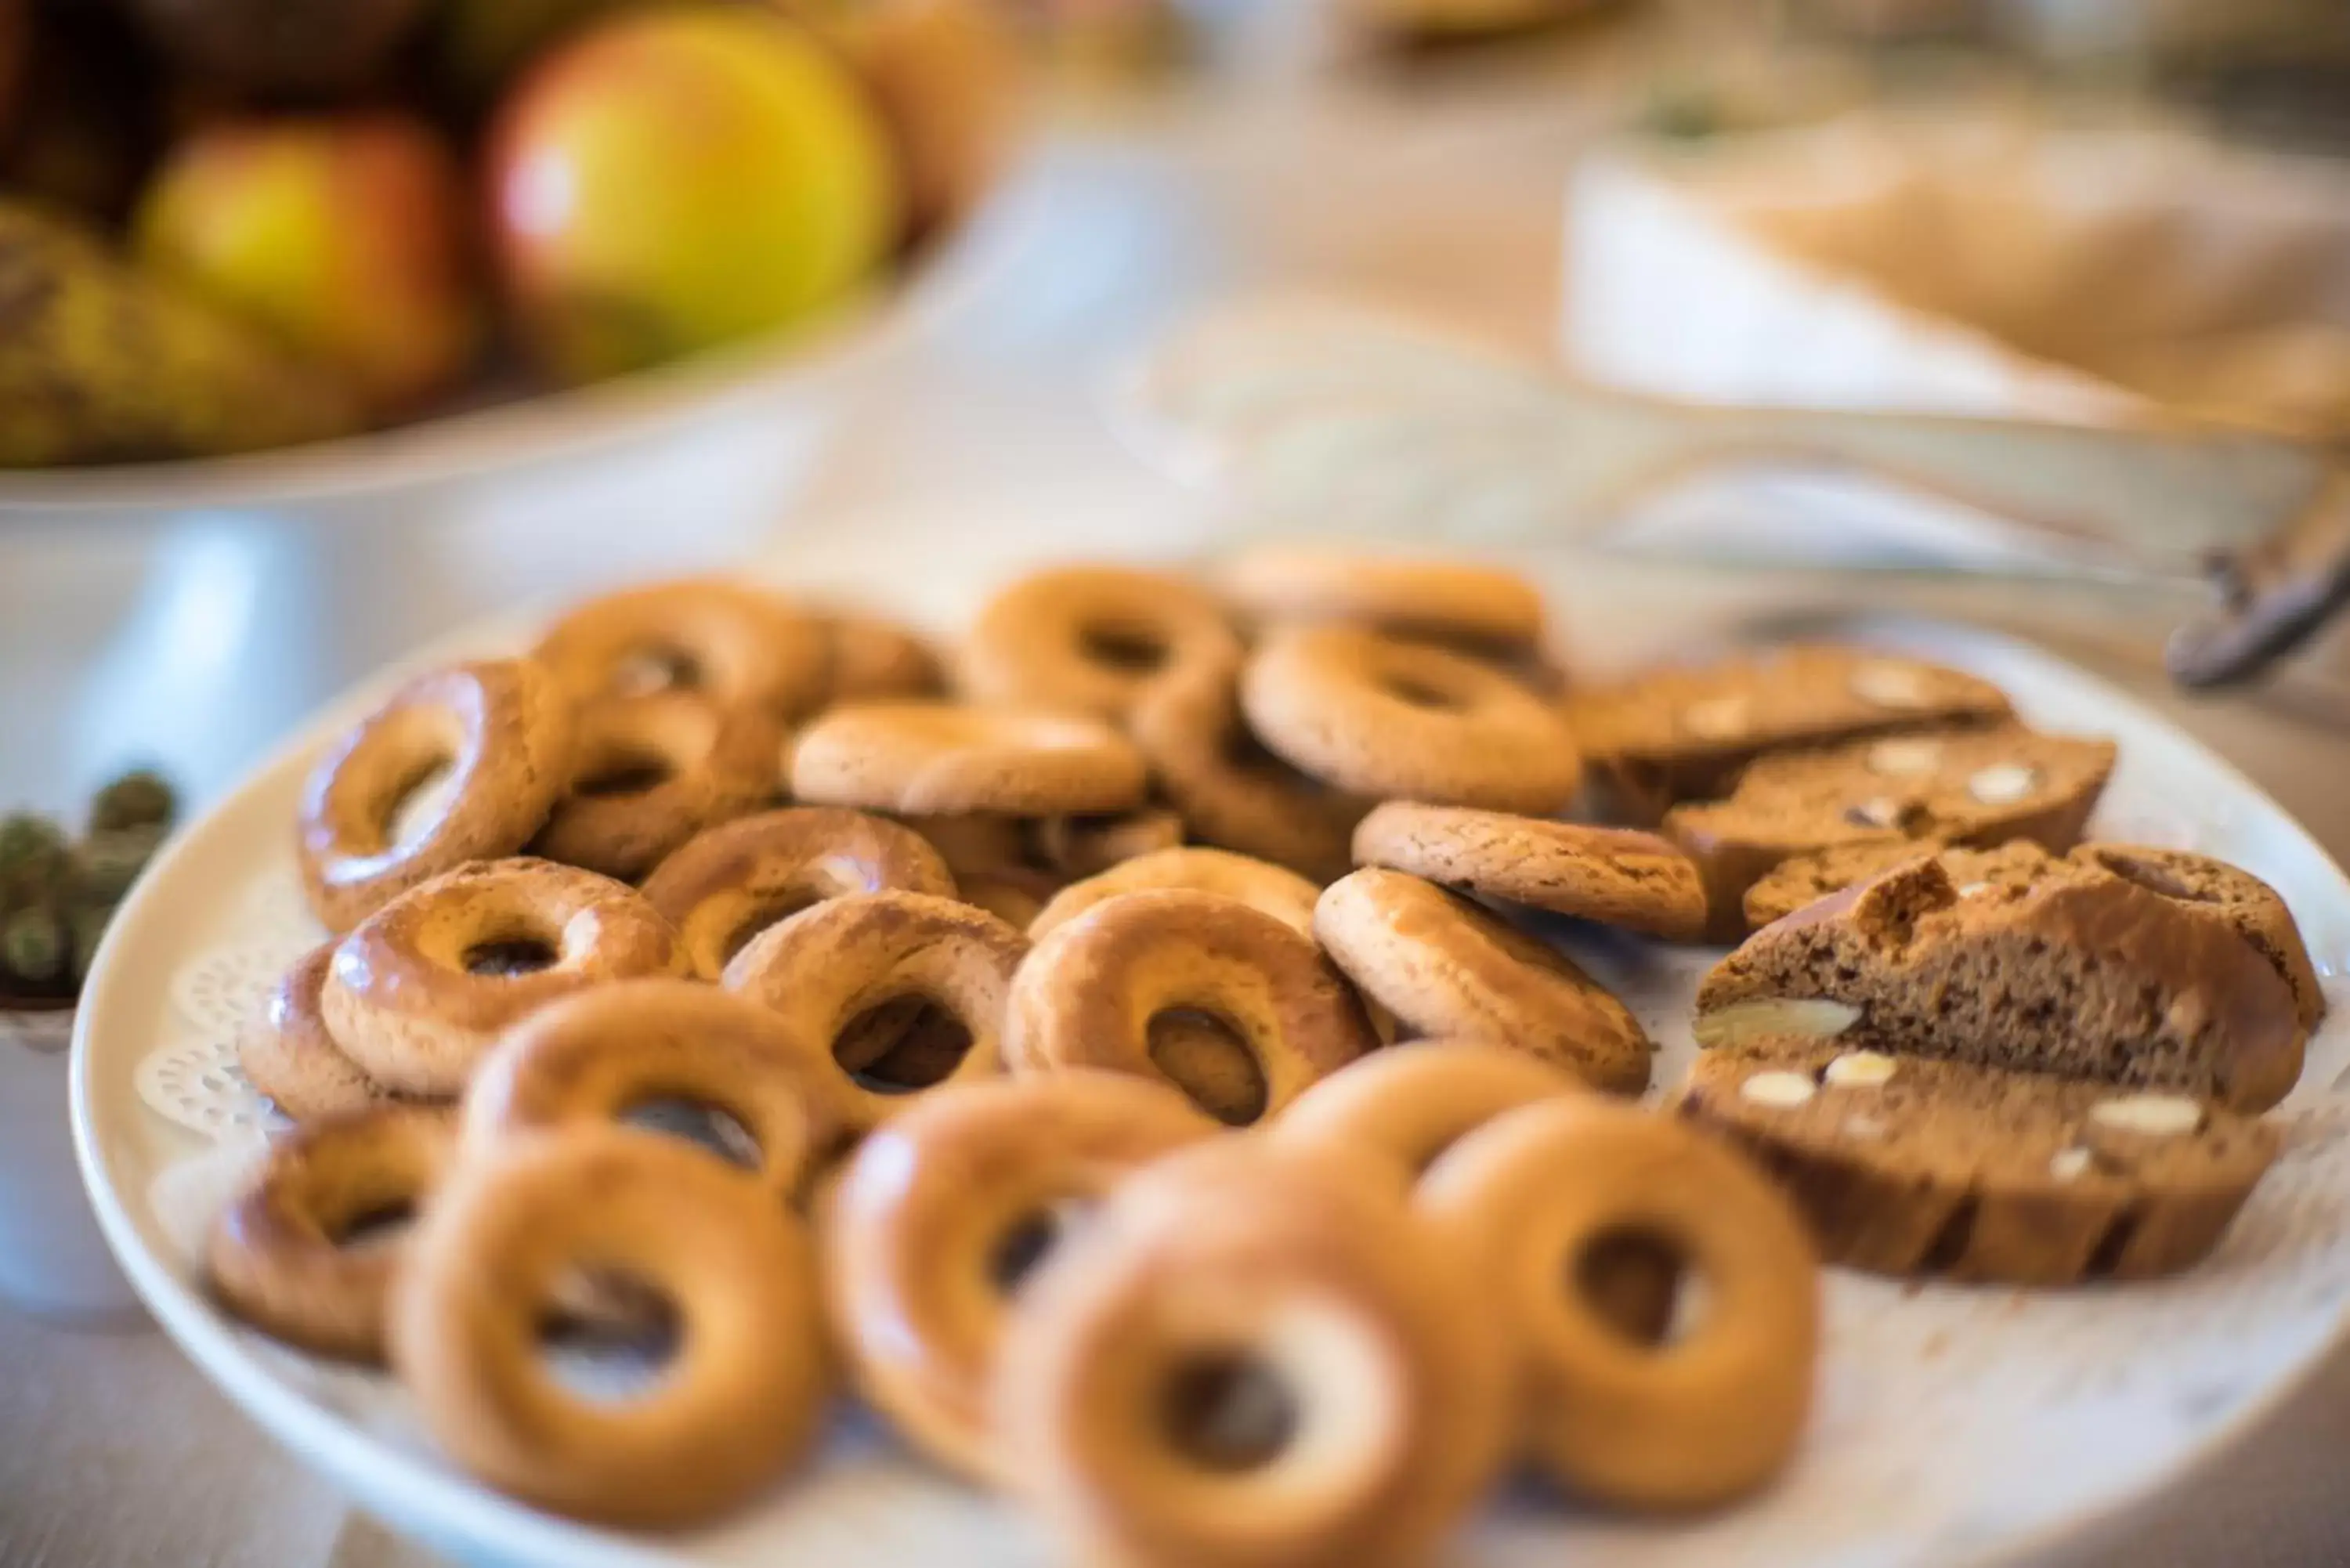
[1739,1070,1817,1107]
[1823,1050,1899,1088]
[2048,1146,2094,1183]
[1865,737,1943,776]
[1692,997,1864,1049]
[1847,662,1933,709]
[1955,880,1994,898]
[1681,695,1752,739]
[1966,763,2041,805]
[2089,1094,2205,1136]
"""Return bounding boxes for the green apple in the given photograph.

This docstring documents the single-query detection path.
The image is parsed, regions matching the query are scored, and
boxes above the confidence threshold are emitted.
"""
[133,114,481,417]
[487,4,902,384]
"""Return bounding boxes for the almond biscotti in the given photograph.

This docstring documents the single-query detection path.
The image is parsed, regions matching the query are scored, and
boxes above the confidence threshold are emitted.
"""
[1695,854,2305,1111]
[1568,646,2014,826]
[1673,1037,2279,1284]
[1664,726,2117,937]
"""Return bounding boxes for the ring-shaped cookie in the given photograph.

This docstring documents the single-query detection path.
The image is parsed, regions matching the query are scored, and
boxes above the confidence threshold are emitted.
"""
[789,701,1148,817]
[389,1128,827,1527]
[824,1071,1218,1479]
[463,980,853,1202]
[1007,888,1376,1124]
[996,1138,1511,1568]
[530,577,830,721]
[206,1104,455,1362]
[1314,869,1651,1093]
[1272,1038,1583,1176]
[1418,1096,1820,1510]
[1351,803,1709,942]
[723,891,1029,1129]
[1130,656,1368,882]
[1220,547,1547,656]
[1242,626,1582,813]
[1028,847,1321,941]
[239,941,398,1122]
[297,659,574,933]
[532,691,783,881]
[960,565,1241,722]
[321,858,682,1098]
[642,807,956,980]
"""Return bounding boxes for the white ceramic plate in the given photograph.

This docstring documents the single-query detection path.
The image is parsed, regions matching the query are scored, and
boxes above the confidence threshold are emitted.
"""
[69,565,2350,1568]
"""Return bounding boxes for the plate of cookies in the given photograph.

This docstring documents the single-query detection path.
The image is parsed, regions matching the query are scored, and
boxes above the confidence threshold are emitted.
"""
[69,546,2350,1568]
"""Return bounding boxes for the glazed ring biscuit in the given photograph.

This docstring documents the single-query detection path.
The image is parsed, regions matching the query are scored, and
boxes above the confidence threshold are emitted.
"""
[1028,847,1321,941]
[1242,625,1582,813]
[996,1138,1511,1568]
[1007,888,1377,1124]
[641,807,955,980]
[1272,1038,1583,1176]
[463,981,854,1203]
[789,701,1148,817]
[1220,547,1547,656]
[724,891,1029,1129]
[1130,654,1370,882]
[814,609,945,703]
[823,1072,1218,1480]
[390,1128,828,1527]
[238,941,400,1122]
[321,858,682,1099]
[531,691,783,882]
[960,565,1242,722]
[206,1104,456,1362]
[1351,803,1709,942]
[297,659,574,933]
[530,577,830,722]
[1314,869,1652,1093]
[1419,1097,1820,1510]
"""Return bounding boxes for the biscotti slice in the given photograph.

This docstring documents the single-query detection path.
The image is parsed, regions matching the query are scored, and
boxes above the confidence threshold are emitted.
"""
[1743,839,2064,931]
[1696,856,2305,1111]
[1567,645,2014,826]
[2074,845,2326,1032]
[1673,1037,2279,1284]
[1665,726,2117,937]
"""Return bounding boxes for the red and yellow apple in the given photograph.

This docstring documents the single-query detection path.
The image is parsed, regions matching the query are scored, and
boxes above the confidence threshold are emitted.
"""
[486,5,902,385]
[133,113,481,417]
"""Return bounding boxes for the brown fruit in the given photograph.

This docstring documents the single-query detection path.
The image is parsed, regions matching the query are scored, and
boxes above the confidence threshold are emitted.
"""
[128,0,430,94]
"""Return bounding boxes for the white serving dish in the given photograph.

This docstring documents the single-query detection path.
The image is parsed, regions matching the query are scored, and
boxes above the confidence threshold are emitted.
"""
[67,553,2350,1568]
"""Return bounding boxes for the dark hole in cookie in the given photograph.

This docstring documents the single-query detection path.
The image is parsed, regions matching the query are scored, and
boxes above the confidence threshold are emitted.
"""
[1378,673,1463,711]
[2083,1207,2144,1280]
[837,1000,971,1093]
[330,1199,416,1251]
[613,647,703,698]
[1148,1009,1267,1127]
[618,1097,761,1172]
[1574,1228,1697,1347]
[989,1200,1095,1293]
[1219,724,1328,795]
[1161,1349,1298,1473]
[381,759,457,851]
[464,938,559,977]
[1918,1197,1981,1274]
[721,894,820,966]
[536,1267,682,1402]
[573,751,674,798]
[1078,621,1170,674]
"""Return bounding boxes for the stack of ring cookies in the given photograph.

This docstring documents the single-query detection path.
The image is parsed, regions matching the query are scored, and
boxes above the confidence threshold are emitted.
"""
[204,545,2301,1563]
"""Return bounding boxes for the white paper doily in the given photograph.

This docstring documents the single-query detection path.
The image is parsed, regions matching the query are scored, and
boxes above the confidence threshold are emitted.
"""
[74,607,2350,1568]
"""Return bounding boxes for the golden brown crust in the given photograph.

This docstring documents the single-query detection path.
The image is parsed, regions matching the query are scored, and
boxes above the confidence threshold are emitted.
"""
[1030,808,1187,878]
[1006,888,1377,1124]
[2079,844,2326,1031]
[206,1104,455,1362]
[1242,626,1582,814]
[641,807,956,980]
[320,858,682,1098]
[996,1138,1512,1568]
[1419,1097,1819,1510]
[789,701,1148,817]
[1271,1038,1584,1176]
[530,577,831,722]
[389,1128,827,1527]
[530,691,783,881]
[1351,803,1708,942]
[958,565,1242,722]
[1028,847,1322,941]
[723,890,1030,1130]
[1219,547,1548,656]
[296,659,575,933]
[1314,869,1652,1093]
[822,1072,1218,1480]
[1739,837,2054,930]
[237,941,401,1122]
[813,609,945,703]
[1129,653,1370,881]
[461,981,855,1202]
